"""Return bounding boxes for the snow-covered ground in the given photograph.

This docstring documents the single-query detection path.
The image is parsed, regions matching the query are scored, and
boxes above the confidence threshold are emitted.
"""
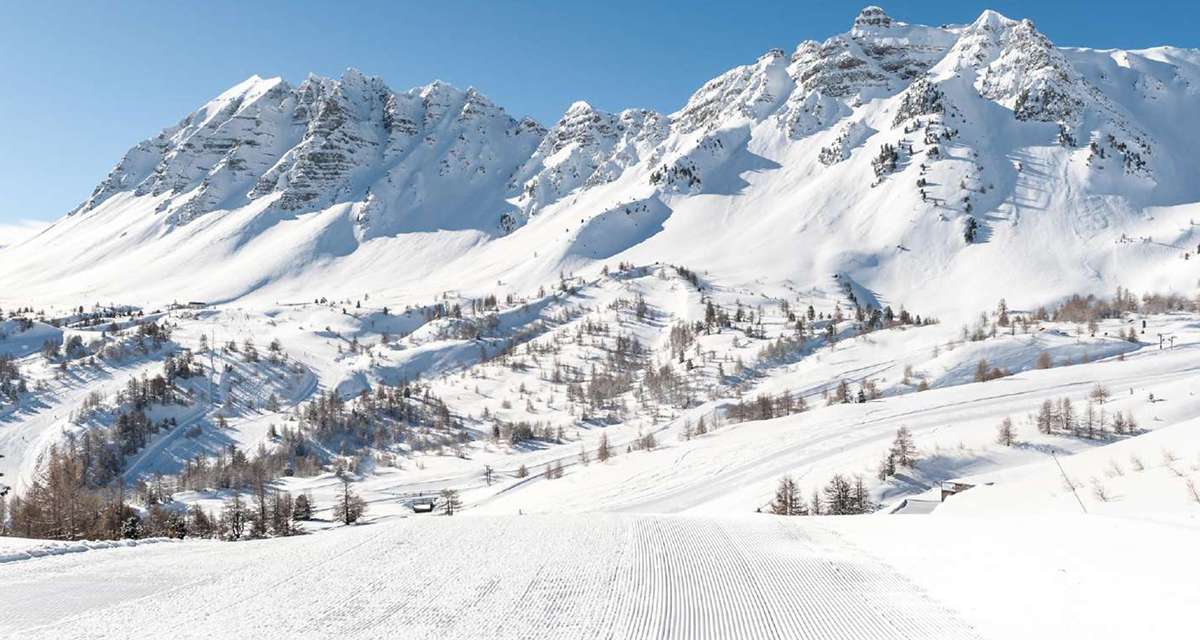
[0,515,977,639]
[3,511,1196,639]
[3,5,1200,638]
[1,295,1197,638]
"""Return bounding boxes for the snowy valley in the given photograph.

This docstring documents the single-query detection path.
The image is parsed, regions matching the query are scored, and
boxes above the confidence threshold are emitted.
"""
[2,6,1200,640]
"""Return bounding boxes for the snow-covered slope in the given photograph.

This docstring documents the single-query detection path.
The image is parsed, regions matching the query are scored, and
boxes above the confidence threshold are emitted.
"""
[3,6,1200,319]
[4,512,1197,640]
[0,514,984,639]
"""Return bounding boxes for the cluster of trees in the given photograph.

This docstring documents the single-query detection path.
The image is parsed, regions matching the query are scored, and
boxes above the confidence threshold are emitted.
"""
[1,313,451,541]
[726,390,808,423]
[543,460,565,480]
[648,158,701,190]
[64,319,177,365]
[5,338,332,540]
[496,419,563,446]
[119,367,191,411]
[973,358,1010,382]
[571,367,635,413]
[298,383,462,454]
[768,430,912,517]
[825,378,883,405]
[487,269,935,455]
[672,265,701,290]
[61,353,207,485]
[996,386,1136,446]
[1032,288,1198,325]
[963,218,979,243]
[641,363,691,408]
[931,289,1198,384]
[176,437,320,493]
[61,304,144,330]
[205,484,312,540]
[876,427,919,481]
[131,321,172,353]
[562,332,645,412]
[0,436,374,541]
[0,353,26,403]
[0,313,36,331]
[966,294,1138,345]
[0,437,334,541]
[1034,390,1138,439]
[768,473,875,516]
[871,143,899,178]
[113,410,177,457]
[893,79,945,128]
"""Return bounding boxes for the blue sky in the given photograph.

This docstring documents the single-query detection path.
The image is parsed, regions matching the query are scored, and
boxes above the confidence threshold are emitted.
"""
[1,0,1196,228]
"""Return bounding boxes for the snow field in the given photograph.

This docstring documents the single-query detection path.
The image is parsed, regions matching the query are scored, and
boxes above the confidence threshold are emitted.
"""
[838,514,1200,640]
[2,7,1200,639]
[0,515,981,640]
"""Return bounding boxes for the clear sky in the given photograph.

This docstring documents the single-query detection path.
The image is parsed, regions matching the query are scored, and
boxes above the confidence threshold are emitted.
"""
[1,0,1196,229]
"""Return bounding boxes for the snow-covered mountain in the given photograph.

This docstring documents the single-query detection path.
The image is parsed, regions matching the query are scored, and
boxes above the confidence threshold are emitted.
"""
[4,6,1200,317]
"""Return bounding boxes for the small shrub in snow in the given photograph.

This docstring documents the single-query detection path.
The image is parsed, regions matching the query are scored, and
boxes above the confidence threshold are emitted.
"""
[1035,351,1053,369]
[995,417,1017,446]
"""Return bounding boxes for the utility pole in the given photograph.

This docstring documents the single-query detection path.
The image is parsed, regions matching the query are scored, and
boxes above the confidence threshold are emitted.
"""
[1052,453,1088,514]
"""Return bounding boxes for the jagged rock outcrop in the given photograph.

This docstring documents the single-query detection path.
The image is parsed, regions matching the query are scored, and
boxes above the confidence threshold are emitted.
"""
[26,5,1197,312]
[74,70,543,233]
[70,6,1181,235]
[673,49,792,134]
[510,102,667,216]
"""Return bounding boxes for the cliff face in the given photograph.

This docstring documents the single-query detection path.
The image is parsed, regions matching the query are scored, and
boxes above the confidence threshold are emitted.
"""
[6,7,1200,316]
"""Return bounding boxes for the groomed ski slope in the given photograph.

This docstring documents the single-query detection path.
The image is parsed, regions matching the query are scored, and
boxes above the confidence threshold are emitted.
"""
[5,511,1199,640]
[2,514,983,640]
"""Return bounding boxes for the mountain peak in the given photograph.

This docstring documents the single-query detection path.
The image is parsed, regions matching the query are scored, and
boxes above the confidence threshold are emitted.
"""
[565,100,597,116]
[340,67,374,85]
[214,74,285,104]
[970,8,1019,31]
[419,79,465,99]
[32,4,1200,316]
[853,6,892,29]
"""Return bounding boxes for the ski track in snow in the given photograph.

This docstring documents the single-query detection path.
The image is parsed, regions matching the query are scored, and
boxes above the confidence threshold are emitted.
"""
[0,515,980,640]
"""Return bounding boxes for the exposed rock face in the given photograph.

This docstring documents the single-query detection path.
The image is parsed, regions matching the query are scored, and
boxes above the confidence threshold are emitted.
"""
[68,7,1190,239]
[9,6,1200,315]
[853,6,892,29]
[510,102,667,217]
[674,50,791,134]
[73,70,543,233]
[75,76,297,221]
[947,10,1154,176]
